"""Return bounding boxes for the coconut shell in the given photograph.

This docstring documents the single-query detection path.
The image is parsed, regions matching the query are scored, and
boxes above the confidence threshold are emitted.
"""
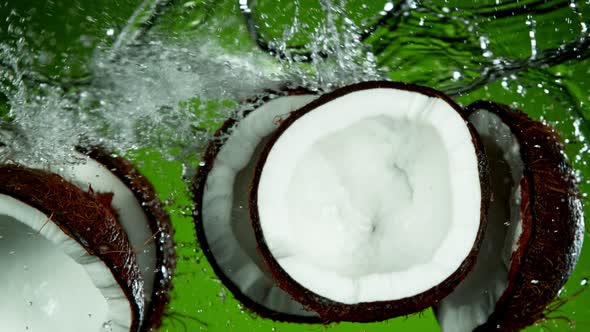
[0,164,144,331]
[463,101,584,331]
[249,81,491,322]
[192,89,323,322]
[84,147,176,332]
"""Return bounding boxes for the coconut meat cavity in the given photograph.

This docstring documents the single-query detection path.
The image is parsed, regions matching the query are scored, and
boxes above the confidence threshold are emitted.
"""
[257,88,482,304]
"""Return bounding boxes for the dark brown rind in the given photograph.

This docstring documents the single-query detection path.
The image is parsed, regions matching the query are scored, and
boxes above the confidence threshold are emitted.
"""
[192,89,323,323]
[0,164,144,331]
[249,81,491,322]
[84,147,176,332]
[464,101,584,332]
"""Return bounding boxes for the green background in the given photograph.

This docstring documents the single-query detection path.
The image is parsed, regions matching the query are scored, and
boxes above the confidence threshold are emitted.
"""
[1,0,589,331]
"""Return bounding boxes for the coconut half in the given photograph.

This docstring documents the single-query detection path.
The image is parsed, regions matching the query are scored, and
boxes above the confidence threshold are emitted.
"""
[249,81,490,322]
[0,165,144,332]
[193,90,324,321]
[81,148,176,331]
[0,149,175,332]
[435,101,585,331]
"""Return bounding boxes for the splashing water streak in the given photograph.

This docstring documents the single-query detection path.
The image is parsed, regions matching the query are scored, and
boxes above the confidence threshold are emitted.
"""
[0,0,381,168]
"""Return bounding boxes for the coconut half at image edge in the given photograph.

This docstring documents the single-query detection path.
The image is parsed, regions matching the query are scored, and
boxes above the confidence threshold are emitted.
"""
[0,150,174,332]
[194,89,326,322]
[84,148,176,331]
[246,81,490,322]
[435,101,585,332]
[0,165,143,332]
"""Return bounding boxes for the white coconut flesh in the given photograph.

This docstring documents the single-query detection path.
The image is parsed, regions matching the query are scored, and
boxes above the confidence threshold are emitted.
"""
[0,194,131,332]
[257,88,482,304]
[202,94,319,316]
[436,109,525,332]
[45,153,157,313]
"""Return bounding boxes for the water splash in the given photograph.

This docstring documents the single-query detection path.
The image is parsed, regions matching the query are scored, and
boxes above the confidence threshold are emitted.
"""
[0,0,380,167]
[0,38,280,165]
[242,0,380,91]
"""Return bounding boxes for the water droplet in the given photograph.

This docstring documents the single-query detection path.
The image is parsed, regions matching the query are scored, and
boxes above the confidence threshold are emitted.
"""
[184,1,197,9]
[102,320,113,330]
[106,28,115,36]
[531,279,539,284]
[199,161,206,166]
[581,278,588,286]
